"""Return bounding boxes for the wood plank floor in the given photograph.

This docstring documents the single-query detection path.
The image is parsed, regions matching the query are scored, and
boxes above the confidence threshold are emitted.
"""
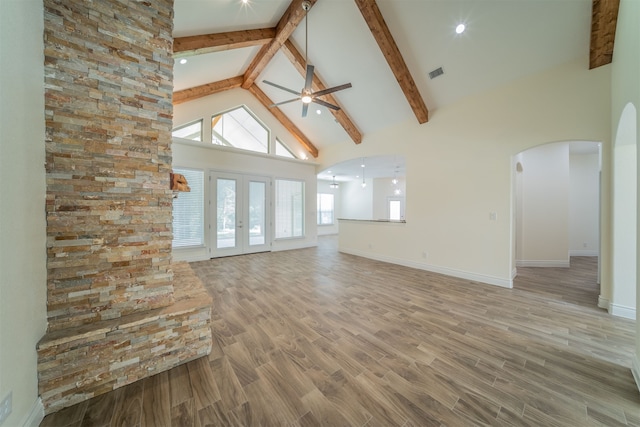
[41,236,640,426]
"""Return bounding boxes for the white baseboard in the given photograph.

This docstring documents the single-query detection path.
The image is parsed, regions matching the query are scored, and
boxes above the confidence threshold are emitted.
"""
[609,303,636,320]
[273,240,317,252]
[511,268,518,280]
[516,260,570,268]
[568,250,599,257]
[21,398,43,427]
[633,355,640,394]
[339,248,513,288]
[598,295,609,310]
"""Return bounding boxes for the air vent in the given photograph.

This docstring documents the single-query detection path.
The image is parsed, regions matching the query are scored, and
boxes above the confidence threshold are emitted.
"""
[428,67,444,79]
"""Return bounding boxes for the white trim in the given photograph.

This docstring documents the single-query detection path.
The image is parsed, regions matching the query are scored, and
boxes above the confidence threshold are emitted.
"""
[568,250,599,256]
[516,260,570,268]
[511,268,518,280]
[597,295,609,310]
[609,303,636,320]
[20,398,43,427]
[633,356,640,394]
[340,248,513,288]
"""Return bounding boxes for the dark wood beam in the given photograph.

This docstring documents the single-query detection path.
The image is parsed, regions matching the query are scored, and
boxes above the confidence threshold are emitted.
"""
[354,0,428,124]
[281,40,362,145]
[247,84,319,158]
[173,76,244,105]
[589,0,620,69]
[242,0,318,89]
[173,28,276,58]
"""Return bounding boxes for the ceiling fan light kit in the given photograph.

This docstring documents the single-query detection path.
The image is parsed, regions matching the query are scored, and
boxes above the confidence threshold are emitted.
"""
[263,0,352,118]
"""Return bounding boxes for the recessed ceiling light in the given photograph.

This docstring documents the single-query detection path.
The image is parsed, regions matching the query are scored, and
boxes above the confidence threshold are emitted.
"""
[179,58,187,64]
[316,109,321,115]
[455,23,466,34]
[241,0,249,3]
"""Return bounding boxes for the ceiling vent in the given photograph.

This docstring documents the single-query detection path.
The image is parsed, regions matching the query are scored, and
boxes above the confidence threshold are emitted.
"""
[428,67,444,79]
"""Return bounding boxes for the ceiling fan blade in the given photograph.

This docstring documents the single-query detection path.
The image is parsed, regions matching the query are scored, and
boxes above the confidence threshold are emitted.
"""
[312,98,340,111]
[269,97,300,108]
[313,82,352,98]
[304,64,314,92]
[302,103,309,118]
[262,80,301,96]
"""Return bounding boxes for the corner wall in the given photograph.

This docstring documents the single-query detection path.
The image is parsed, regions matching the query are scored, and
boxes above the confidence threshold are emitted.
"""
[0,1,48,425]
[319,57,611,288]
[609,0,640,389]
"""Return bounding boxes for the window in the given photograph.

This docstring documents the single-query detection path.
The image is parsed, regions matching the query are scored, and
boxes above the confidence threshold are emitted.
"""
[275,179,304,239]
[172,119,202,141]
[388,197,404,221]
[172,168,204,247]
[317,193,334,225]
[211,106,269,154]
[275,138,296,159]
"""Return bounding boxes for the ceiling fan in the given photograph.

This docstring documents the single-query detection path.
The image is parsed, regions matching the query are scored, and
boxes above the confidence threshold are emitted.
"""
[263,0,352,118]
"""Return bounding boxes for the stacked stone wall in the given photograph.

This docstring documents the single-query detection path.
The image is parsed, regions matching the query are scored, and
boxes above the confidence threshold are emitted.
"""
[39,0,212,414]
[44,0,175,331]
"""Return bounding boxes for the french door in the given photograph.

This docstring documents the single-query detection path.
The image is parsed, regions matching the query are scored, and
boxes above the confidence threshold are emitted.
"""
[210,171,271,257]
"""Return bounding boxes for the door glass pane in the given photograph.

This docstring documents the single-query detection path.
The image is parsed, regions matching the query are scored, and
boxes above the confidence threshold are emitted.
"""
[217,179,236,249]
[249,181,266,246]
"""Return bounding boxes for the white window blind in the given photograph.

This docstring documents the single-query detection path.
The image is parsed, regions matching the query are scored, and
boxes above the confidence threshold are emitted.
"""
[172,168,204,247]
[275,179,304,239]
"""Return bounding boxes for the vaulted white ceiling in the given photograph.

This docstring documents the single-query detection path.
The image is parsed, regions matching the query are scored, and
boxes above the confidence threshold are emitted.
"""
[173,0,593,153]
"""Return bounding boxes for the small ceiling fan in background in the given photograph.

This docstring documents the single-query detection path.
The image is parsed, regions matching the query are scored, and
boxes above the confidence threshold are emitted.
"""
[263,0,352,117]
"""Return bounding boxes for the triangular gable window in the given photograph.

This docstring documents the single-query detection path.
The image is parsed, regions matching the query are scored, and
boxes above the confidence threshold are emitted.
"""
[172,119,202,141]
[275,138,296,159]
[211,106,269,154]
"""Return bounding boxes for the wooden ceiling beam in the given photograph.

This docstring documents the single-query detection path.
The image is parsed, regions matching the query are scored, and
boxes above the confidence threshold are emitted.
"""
[589,0,620,69]
[281,40,362,145]
[354,0,428,124]
[242,0,318,89]
[174,28,276,57]
[173,76,244,105]
[247,84,319,158]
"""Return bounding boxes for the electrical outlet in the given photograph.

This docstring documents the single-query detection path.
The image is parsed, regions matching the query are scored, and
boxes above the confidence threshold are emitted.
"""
[0,392,12,425]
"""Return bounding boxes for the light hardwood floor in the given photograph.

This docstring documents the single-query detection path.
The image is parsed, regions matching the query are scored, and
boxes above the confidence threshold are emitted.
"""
[41,236,639,426]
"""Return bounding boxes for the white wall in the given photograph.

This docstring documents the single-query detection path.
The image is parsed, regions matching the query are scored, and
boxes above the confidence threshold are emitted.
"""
[321,57,611,288]
[518,143,571,267]
[317,180,340,235]
[340,179,373,220]
[172,140,318,261]
[609,0,640,386]
[569,152,600,256]
[0,1,48,425]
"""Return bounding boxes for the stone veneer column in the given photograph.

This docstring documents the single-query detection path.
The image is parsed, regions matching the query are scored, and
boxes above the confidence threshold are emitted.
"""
[44,0,175,331]
[38,0,213,414]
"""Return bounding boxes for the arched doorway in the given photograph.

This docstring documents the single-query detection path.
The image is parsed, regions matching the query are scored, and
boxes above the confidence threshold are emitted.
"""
[612,102,638,319]
[514,141,601,271]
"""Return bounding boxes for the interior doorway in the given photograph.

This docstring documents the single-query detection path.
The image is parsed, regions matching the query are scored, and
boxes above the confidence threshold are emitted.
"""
[513,141,601,272]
